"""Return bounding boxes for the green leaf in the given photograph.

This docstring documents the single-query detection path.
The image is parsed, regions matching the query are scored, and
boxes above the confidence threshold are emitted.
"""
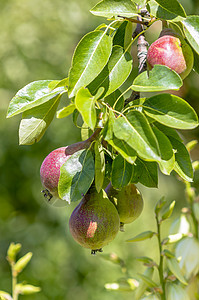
[113,110,161,162]
[103,112,137,164]
[88,45,132,97]
[58,149,95,203]
[135,268,154,300]
[105,89,124,112]
[161,200,176,221]
[131,65,182,92]
[168,136,194,182]
[154,122,182,141]
[154,0,186,18]
[73,109,79,127]
[152,126,175,175]
[14,252,32,273]
[68,30,112,98]
[193,50,199,74]
[81,123,93,141]
[166,257,188,285]
[107,135,137,165]
[7,80,65,118]
[182,16,199,54]
[48,78,68,91]
[94,141,105,192]
[19,95,60,145]
[16,284,41,295]
[126,231,157,242]
[113,21,134,51]
[111,155,133,189]
[132,158,158,188]
[143,94,198,129]
[90,0,138,18]
[56,104,76,119]
[75,87,100,130]
[147,0,184,21]
[137,274,157,288]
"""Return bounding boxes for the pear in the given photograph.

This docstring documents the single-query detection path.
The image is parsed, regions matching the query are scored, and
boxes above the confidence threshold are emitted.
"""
[105,183,143,231]
[147,28,193,79]
[40,139,91,203]
[69,186,120,254]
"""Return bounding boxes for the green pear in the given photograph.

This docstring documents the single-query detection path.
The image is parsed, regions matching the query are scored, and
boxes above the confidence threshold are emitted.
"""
[69,186,120,253]
[105,183,143,231]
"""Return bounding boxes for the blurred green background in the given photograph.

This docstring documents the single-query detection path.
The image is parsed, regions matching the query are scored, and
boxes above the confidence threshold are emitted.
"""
[0,0,199,299]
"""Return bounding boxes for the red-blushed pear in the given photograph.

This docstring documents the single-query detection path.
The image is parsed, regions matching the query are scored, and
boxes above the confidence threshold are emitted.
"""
[147,29,194,79]
[69,186,120,254]
[40,139,91,202]
[105,183,143,231]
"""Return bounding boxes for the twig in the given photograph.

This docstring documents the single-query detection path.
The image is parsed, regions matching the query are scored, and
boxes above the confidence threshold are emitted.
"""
[124,13,149,107]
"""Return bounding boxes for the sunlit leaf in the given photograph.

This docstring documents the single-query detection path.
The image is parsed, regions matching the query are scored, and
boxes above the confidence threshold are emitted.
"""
[143,94,198,129]
[7,80,65,118]
[19,95,60,145]
[90,0,138,18]
[131,65,182,92]
[168,136,194,182]
[148,0,184,21]
[68,30,112,97]
[48,78,68,91]
[152,126,175,175]
[56,104,76,119]
[88,45,132,97]
[75,87,100,130]
[58,149,95,203]
[113,110,161,161]
[113,21,133,51]
[182,16,199,54]
[154,0,186,18]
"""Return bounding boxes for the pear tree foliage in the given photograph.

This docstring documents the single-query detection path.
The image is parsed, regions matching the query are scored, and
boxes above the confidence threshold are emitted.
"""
[6,0,199,201]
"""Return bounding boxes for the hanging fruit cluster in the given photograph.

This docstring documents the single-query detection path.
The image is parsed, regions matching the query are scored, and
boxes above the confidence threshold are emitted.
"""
[40,143,144,254]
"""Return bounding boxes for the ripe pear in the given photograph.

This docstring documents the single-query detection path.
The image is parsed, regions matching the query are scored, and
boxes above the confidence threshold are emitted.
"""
[105,183,143,231]
[147,28,193,79]
[69,187,120,253]
[40,139,91,202]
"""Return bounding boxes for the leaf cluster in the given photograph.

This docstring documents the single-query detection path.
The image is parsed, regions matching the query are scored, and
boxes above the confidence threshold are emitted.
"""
[6,0,199,203]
